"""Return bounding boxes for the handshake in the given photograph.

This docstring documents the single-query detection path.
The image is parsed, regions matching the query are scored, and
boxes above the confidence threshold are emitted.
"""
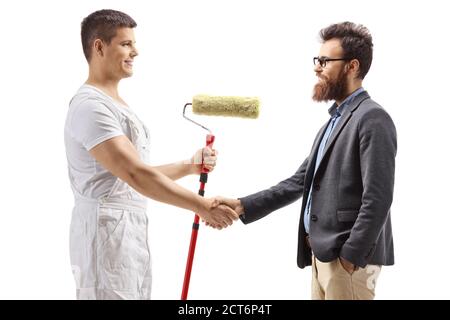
[197,197,244,230]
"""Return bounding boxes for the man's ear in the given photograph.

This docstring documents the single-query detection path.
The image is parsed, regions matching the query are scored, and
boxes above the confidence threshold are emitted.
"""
[348,59,360,78]
[93,39,105,58]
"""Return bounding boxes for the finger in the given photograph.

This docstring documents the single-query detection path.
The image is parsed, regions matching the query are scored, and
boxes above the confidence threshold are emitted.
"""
[209,148,217,157]
[223,209,235,225]
[204,152,216,159]
[203,156,217,165]
[221,215,233,226]
[215,217,228,229]
[203,147,213,157]
[203,162,216,169]
[205,163,216,171]
[216,197,234,209]
[208,215,221,227]
[224,205,239,220]
[217,205,236,225]
[210,198,221,208]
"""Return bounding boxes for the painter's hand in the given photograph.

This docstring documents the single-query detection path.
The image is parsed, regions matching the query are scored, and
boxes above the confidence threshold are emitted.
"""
[198,198,239,229]
[190,147,218,174]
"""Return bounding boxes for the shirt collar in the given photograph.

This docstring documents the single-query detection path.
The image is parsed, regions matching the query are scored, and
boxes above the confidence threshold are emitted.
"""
[328,87,365,118]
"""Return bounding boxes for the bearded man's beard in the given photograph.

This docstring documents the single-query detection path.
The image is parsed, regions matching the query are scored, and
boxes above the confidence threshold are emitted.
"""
[312,67,349,102]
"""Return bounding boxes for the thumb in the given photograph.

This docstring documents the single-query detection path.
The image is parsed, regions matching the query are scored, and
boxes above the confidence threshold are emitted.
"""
[214,196,234,207]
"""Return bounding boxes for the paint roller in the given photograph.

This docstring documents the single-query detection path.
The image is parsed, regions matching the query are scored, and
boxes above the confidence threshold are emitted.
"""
[181,94,260,300]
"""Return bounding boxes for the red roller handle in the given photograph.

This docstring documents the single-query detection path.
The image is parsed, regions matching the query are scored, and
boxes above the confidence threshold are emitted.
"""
[181,133,215,300]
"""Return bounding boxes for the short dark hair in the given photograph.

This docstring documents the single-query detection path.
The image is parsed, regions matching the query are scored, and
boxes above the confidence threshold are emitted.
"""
[81,9,137,62]
[319,22,373,79]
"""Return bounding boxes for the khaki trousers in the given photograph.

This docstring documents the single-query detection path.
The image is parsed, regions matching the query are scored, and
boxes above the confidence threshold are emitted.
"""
[311,255,381,300]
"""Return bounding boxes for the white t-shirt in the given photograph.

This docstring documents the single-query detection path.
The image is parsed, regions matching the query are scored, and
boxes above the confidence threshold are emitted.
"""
[64,84,144,199]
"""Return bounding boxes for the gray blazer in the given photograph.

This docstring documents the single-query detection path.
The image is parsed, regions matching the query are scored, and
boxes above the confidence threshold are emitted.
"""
[240,91,397,268]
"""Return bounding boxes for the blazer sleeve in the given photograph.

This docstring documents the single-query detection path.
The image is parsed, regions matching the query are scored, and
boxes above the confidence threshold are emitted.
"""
[239,157,309,224]
[340,108,397,267]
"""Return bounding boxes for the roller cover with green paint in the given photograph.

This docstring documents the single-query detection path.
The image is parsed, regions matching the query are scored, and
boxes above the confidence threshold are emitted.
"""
[192,95,259,119]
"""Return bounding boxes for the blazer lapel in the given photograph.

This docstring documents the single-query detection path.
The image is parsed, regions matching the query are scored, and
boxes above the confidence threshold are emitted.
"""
[315,91,371,174]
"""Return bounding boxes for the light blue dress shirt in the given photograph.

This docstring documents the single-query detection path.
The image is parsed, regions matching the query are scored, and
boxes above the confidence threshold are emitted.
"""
[303,87,364,233]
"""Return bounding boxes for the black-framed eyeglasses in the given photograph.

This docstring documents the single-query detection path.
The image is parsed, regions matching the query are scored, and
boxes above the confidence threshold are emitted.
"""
[313,56,352,68]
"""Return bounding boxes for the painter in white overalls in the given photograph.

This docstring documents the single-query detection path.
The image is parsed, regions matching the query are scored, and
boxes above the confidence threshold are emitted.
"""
[64,84,152,299]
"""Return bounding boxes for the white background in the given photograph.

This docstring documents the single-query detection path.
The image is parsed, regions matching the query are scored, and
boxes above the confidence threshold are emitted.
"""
[0,0,449,299]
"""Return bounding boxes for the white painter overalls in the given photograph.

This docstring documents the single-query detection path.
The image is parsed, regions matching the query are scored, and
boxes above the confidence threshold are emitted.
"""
[70,113,152,300]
